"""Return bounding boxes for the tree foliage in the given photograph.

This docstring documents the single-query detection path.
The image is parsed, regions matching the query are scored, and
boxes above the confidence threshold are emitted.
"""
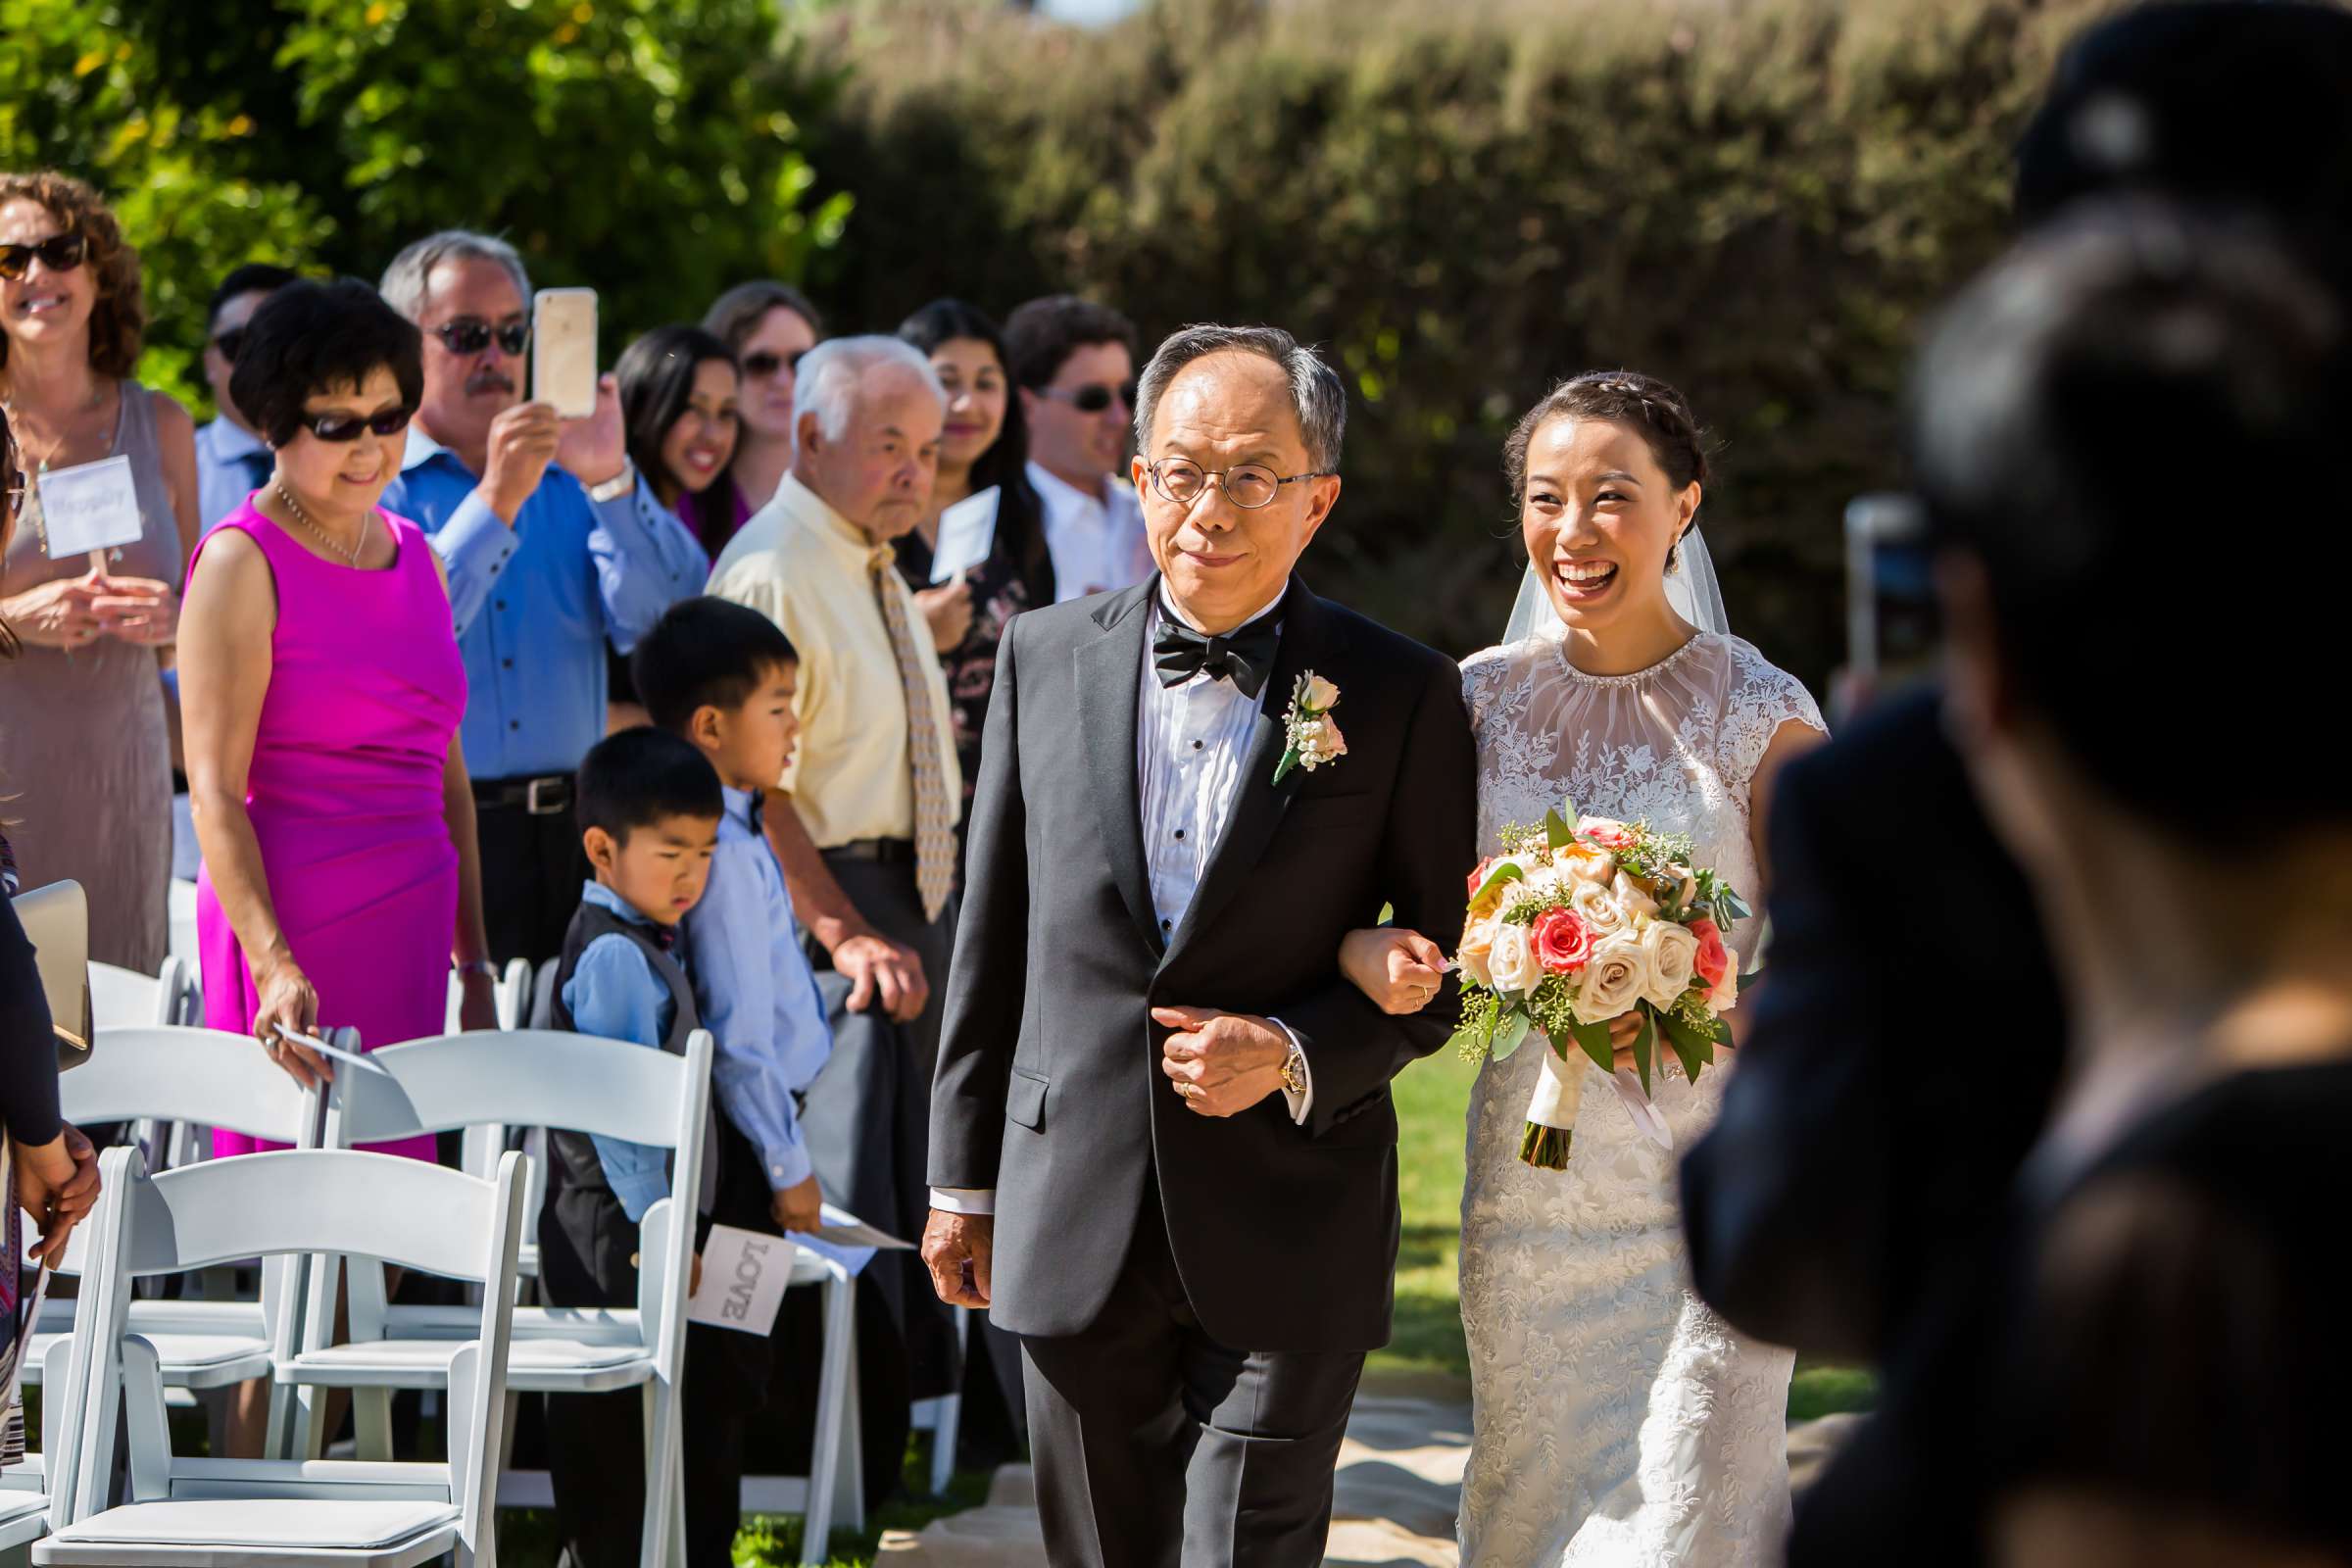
[0,0,844,413]
[804,0,2112,680]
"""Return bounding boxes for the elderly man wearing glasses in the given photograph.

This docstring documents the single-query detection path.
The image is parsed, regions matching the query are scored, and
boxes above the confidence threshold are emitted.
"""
[377,230,709,966]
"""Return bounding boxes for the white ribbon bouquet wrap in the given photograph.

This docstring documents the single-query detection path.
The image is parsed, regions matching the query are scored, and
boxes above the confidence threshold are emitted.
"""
[1449,803,1747,1169]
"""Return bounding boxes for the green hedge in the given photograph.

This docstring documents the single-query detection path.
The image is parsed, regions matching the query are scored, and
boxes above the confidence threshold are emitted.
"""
[804,0,2112,683]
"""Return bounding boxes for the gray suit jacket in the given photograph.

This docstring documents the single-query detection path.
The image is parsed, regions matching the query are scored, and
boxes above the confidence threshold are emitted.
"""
[929,575,1478,1350]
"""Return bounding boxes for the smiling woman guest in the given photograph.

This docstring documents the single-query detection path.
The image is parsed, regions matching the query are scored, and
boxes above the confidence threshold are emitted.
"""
[180,276,494,1128]
[703,280,824,541]
[0,171,201,970]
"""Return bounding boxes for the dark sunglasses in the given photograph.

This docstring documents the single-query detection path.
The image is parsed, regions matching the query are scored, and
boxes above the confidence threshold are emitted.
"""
[1040,379,1136,416]
[298,406,416,443]
[741,349,808,379]
[431,318,530,357]
[211,326,250,364]
[0,232,87,282]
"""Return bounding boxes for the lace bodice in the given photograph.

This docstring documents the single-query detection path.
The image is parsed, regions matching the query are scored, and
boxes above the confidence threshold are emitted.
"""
[1453,629,1825,1567]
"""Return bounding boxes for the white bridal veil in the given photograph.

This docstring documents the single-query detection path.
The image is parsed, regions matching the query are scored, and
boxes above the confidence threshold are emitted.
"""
[1501,526,1731,644]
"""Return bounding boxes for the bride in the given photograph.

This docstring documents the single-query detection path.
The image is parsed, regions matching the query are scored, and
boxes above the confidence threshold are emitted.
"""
[1343,371,1825,1564]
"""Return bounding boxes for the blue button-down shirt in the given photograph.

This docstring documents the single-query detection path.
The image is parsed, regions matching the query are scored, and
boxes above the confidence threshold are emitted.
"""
[560,881,677,1223]
[681,786,833,1192]
[195,416,272,530]
[383,428,709,780]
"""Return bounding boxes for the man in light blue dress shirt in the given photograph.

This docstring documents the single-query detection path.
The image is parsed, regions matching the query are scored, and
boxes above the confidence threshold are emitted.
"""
[192,263,297,529]
[376,230,709,964]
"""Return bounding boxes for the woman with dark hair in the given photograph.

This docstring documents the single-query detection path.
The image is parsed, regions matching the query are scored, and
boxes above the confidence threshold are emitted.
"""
[0,171,201,972]
[702,280,823,528]
[893,299,1050,819]
[179,277,493,1142]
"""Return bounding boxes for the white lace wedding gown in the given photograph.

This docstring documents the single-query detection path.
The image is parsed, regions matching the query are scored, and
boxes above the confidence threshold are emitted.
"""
[1455,629,1826,1566]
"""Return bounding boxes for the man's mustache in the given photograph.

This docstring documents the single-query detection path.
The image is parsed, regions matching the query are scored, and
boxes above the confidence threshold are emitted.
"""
[466,370,516,397]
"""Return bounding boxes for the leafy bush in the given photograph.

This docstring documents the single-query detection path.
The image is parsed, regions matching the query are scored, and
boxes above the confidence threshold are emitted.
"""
[804,0,2112,681]
[0,0,842,416]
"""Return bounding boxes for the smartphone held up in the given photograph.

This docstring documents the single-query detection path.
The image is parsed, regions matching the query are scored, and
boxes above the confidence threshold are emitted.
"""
[531,288,599,419]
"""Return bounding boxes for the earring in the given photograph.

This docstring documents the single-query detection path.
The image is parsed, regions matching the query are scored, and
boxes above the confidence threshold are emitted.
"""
[1666,541,1684,576]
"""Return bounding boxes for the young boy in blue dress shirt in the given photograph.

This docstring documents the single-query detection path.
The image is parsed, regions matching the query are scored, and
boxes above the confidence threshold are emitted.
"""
[538,726,725,1567]
[630,596,840,1556]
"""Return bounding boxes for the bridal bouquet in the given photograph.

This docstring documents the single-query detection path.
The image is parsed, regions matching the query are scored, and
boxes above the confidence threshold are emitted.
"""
[1448,805,1749,1170]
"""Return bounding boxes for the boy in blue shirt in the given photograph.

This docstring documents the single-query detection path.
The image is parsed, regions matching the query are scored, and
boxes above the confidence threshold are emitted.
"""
[539,726,727,1567]
[628,596,839,1558]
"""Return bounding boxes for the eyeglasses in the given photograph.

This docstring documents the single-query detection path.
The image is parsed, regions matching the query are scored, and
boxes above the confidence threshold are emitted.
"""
[741,349,808,380]
[298,406,416,443]
[1146,457,1330,511]
[430,318,530,357]
[0,232,87,282]
[211,326,249,364]
[1039,380,1136,416]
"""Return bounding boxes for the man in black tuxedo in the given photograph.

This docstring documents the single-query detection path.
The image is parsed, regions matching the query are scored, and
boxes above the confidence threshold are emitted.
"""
[921,324,1477,1567]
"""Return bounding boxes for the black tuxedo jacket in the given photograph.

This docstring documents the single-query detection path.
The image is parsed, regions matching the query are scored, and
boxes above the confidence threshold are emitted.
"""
[929,575,1478,1350]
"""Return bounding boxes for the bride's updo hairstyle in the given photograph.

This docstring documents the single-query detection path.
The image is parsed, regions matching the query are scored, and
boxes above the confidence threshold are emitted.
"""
[1912,202,2352,835]
[1504,370,1709,564]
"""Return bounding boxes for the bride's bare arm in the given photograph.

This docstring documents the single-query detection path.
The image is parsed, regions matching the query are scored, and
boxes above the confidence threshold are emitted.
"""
[1340,927,1448,1015]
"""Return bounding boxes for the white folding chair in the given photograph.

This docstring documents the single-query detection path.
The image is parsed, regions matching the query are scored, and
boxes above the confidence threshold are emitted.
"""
[86,958,205,1173]
[0,1300,95,1549]
[281,1029,711,1568]
[909,1305,972,1495]
[27,1024,325,1461]
[35,1145,524,1567]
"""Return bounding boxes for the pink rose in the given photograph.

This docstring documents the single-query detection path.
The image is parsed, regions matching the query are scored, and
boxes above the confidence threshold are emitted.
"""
[1690,918,1731,989]
[1578,816,1639,852]
[1531,907,1593,974]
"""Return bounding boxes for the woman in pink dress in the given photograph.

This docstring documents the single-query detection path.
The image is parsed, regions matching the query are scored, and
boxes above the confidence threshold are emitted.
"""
[179,278,495,1156]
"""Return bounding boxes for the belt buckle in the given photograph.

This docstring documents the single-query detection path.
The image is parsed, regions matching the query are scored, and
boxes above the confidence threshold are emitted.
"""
[524,777,563,816]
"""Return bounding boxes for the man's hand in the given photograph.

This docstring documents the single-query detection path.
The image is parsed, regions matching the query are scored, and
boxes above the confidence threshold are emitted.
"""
[555,372,629,489]
[1152,1005,1291,1118]
[920,1208,993,1308]
[771,1172,824,1234]
[481,401,564,523]
[832,931,929,1022]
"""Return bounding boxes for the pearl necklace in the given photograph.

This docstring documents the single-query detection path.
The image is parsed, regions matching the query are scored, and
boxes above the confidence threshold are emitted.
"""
[273,479,368,567]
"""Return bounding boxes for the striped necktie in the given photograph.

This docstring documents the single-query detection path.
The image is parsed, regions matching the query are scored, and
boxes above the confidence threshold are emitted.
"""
[868,545,956,922]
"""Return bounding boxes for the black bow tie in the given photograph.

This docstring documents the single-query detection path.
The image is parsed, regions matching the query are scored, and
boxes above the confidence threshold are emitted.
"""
[1153,611,1280,699]
[647,921,679,953]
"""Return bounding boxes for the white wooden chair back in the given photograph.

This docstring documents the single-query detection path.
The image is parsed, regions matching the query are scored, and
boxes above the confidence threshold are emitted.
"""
[326,1028,711,1365]
[60,1025,322,1148]
[72,1146,526,1551]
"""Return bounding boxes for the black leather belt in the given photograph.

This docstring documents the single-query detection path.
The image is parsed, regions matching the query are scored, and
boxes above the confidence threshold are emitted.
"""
[826,837,915,863]
[473,774,572,816]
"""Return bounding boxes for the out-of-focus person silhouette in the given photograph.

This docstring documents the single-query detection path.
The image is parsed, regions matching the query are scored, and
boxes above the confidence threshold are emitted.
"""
[1789,197,2352,1568]
[1681,0,2352,1369]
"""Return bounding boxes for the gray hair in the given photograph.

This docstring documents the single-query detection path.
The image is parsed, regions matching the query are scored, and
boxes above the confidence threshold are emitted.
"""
[378,230,532,322]
[794,335,945,446]
[1134,323,1348,475]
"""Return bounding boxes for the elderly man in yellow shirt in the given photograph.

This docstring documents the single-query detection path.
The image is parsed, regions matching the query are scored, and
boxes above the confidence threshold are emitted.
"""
[708,334,964,1446]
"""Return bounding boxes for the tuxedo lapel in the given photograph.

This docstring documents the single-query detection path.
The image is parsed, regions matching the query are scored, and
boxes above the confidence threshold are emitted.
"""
[1073,580,1165,956]
[1161,577,1327,965]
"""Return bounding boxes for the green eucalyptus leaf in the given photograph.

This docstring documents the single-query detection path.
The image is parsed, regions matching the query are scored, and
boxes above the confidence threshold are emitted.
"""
[1472,861,1527,905]
[1568,1014,1615,1075]
[1658,1007,1717,1081]
[1492,1009,1533,1061]
[1633,1007,1655,1096]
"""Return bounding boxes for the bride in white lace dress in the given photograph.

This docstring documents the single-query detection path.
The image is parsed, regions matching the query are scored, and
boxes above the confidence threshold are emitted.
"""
[1346,373,1825,1565]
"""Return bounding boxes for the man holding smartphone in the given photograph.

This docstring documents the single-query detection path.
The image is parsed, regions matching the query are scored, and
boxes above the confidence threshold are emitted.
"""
[377,230,710,966]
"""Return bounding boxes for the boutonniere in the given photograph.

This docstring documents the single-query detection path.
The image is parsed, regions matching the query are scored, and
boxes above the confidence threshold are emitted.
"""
[1273,672,1348,785]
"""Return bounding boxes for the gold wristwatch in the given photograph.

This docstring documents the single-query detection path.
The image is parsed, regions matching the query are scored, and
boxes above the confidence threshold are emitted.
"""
[1278,1038,1307,1098]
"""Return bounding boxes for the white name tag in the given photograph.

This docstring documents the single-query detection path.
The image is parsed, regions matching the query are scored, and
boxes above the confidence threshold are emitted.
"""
[34,456,143,559]
[685,1223,795,1336]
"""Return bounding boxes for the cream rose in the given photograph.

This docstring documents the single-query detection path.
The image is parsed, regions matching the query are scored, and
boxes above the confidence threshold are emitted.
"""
[1612,871,1660,925]
[1456,916,1496,990]
[1571,931,1650,1023]
[1708,945,1741,1015]
[1570,878,1626,936]
[1488,921,1543,995]
[1556,844,1617,886]
[1302,673,1341,710]
[1641,920,1701,1008]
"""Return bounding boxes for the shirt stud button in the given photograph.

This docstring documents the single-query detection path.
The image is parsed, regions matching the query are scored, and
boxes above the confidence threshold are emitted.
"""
[494,599,507,612]
[1173,829,1184,841]
[1192,740,1203,750]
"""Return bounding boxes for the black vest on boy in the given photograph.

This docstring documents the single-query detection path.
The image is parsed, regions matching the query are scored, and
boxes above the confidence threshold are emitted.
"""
[539,898,715,1305]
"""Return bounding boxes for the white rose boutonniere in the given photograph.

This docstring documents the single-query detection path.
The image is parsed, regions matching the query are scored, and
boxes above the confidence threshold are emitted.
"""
[1273,670,1347,785]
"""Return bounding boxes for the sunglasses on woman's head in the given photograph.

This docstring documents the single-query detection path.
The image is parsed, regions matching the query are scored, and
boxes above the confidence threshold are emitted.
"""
[741,349,808,379]
[1040,380,1137,416]
[298,407,416,443]
[0,232,87,282]
[430,318,530,357]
